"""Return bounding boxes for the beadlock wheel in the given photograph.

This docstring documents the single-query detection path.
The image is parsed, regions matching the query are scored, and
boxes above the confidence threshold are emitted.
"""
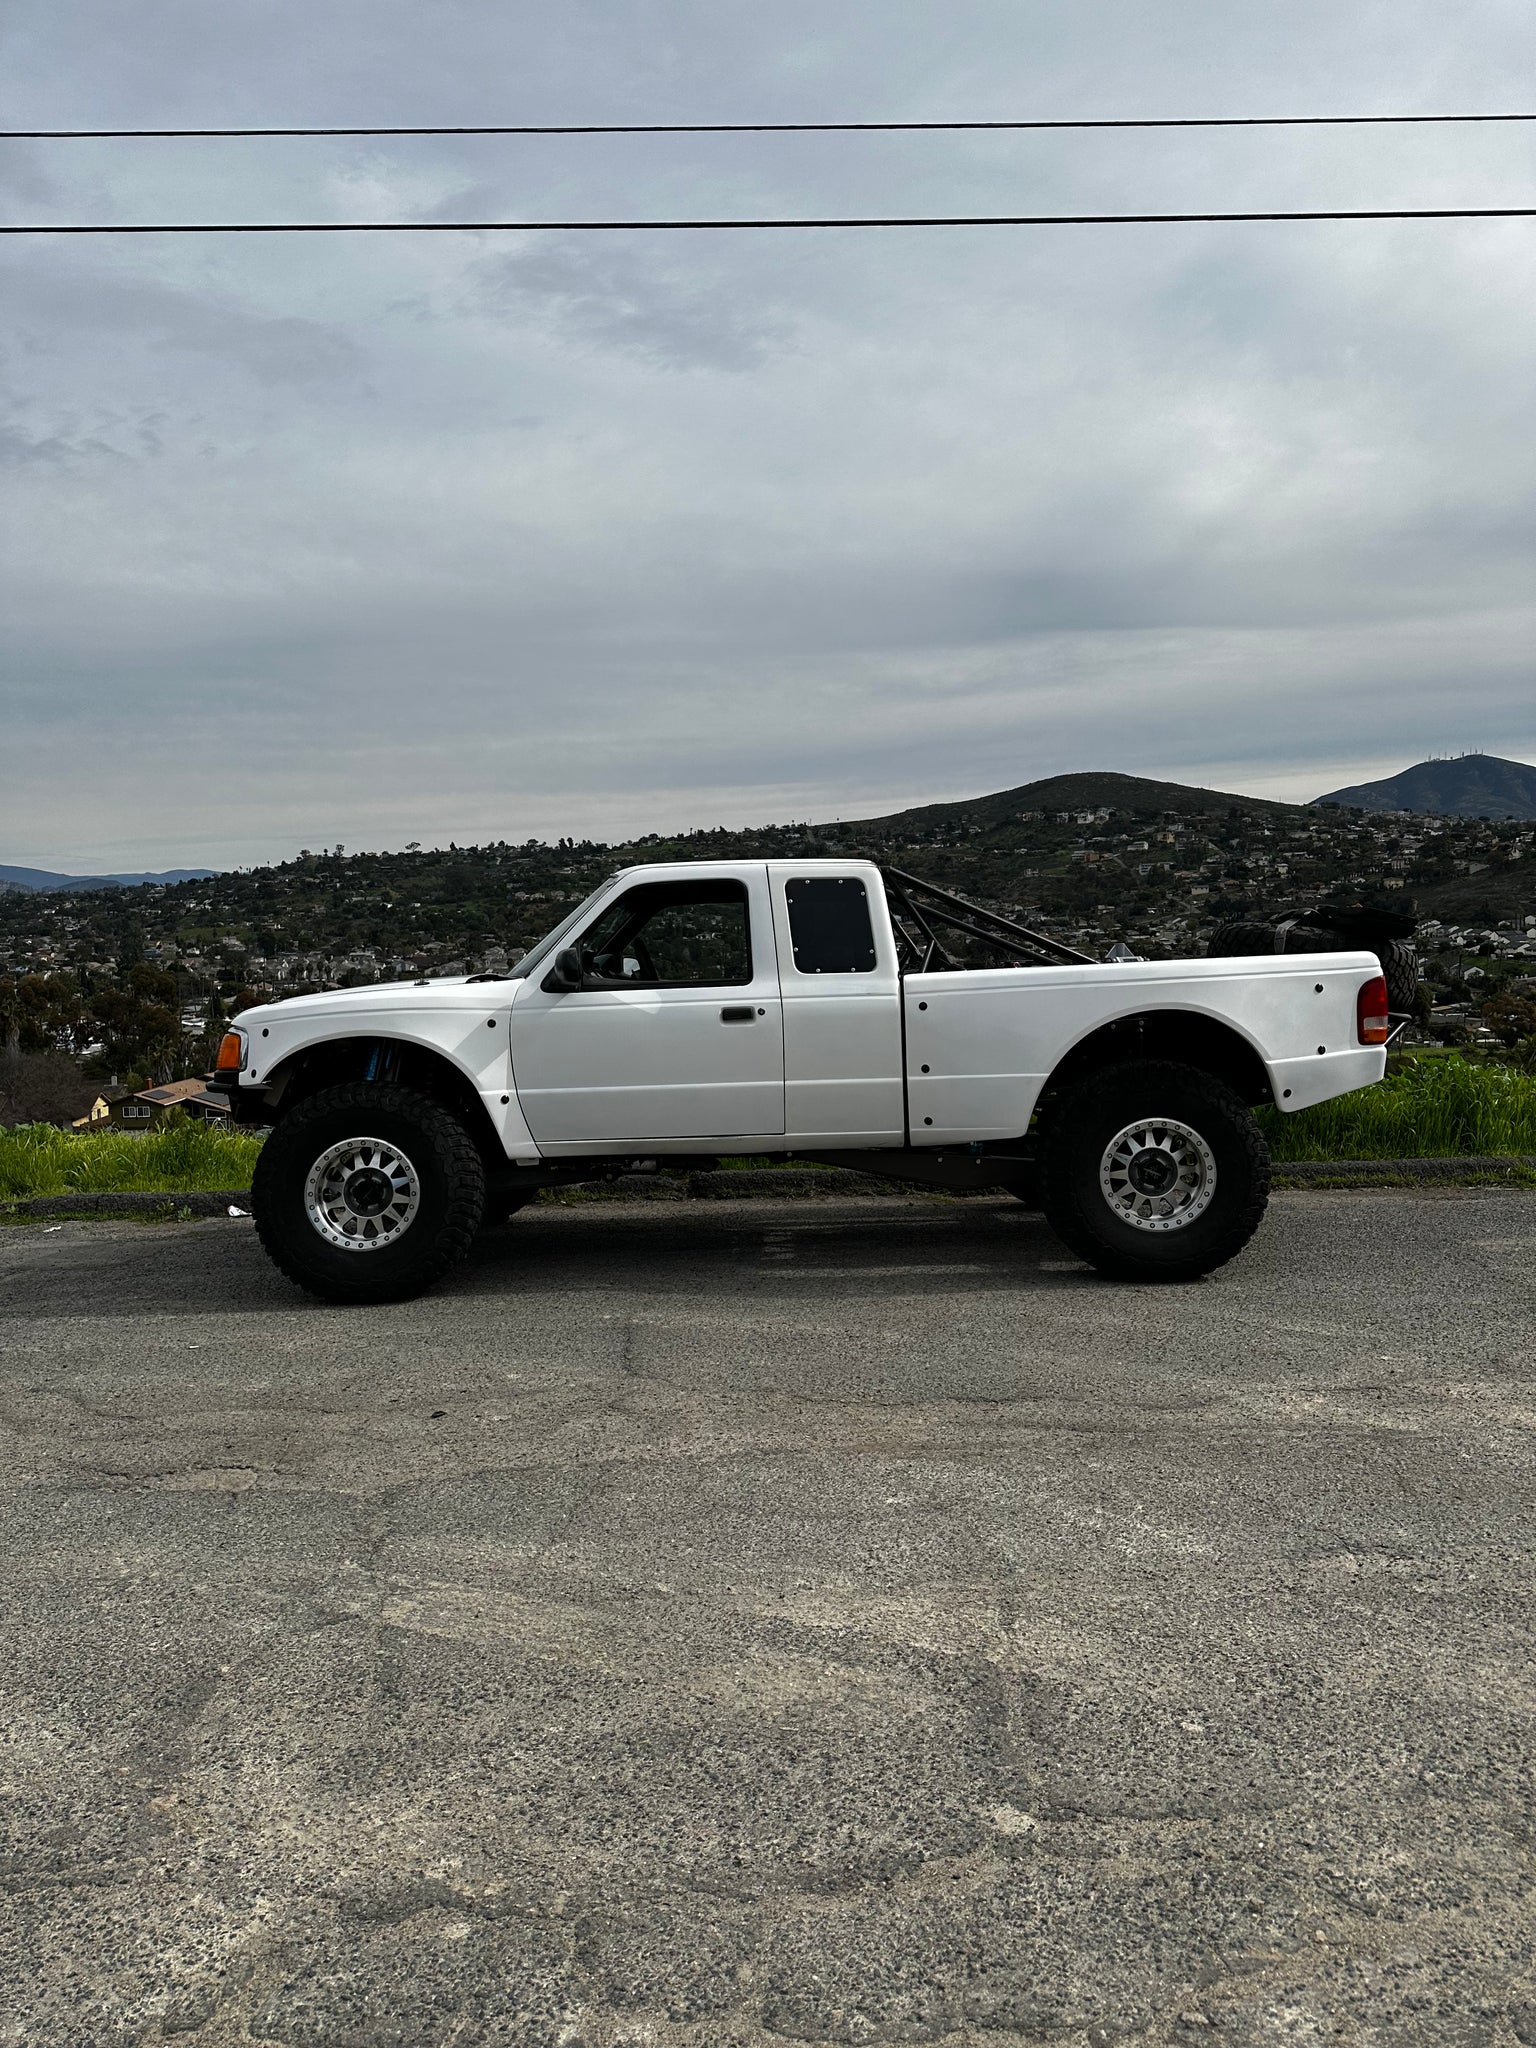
[1098,1116,1217,1233]
[1037,1059,1270,1282]
[303,1135,422,1252]
[252,1082,485,1303]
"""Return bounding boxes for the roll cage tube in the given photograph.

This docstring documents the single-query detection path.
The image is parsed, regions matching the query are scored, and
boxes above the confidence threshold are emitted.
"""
[879,867,1093,971]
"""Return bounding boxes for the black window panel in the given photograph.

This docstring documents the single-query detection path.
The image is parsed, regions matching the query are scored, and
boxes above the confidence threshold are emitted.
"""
[578,880,752,986]
[785,876,878,974]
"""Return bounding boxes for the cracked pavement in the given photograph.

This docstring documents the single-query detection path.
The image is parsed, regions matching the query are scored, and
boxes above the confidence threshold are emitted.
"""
[0,1190,1534,2047]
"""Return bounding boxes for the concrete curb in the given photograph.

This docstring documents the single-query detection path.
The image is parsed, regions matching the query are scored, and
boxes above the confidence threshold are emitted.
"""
[0,1189,251,1219]
[5,1157,1535,1221]
[1271,1156,1536,1185]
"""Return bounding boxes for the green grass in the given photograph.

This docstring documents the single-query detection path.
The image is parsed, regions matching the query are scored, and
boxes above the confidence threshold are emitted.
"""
[0,1119,264,1200]
[1259,1054,1536,1160]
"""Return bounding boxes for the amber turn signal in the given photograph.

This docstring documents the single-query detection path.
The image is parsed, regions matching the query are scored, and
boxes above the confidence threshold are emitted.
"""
[1355,974,1390,1045]
[215,1031,245,1071]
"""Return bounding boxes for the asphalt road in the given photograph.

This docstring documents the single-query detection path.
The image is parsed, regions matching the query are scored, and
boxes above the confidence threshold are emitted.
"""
[1,1191,1534,2048]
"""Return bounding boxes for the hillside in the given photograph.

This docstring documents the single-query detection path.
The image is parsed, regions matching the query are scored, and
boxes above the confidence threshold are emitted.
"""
[839,770,1304,836]
[6,762,1500,994]
[1315,754,1536,820]
[1409,868,1536,922]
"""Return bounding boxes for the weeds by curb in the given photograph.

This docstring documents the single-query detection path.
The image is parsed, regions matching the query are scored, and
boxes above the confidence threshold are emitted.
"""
[1,1188,249,1221]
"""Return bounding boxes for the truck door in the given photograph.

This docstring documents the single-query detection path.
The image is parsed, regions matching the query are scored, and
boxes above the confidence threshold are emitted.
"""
[770,869,905,1142]
[511,870,785,1144]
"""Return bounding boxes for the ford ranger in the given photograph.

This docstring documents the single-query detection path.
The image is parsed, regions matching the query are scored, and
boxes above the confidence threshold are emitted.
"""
[212,860,1390,1301]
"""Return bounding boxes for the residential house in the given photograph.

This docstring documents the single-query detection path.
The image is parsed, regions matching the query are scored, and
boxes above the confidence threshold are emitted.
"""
[114,1077,231,1126]
[71,1085,133,1130]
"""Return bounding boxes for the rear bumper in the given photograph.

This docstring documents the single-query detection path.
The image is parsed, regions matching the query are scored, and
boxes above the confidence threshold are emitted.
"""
[1269,1045,1386,1112]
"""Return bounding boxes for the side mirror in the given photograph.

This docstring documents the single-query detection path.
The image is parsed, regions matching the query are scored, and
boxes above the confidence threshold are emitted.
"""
[541,947,584,994]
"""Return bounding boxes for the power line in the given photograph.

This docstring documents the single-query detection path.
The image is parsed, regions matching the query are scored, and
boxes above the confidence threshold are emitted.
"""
[3,207,1533,234]
[4,112,1535,140]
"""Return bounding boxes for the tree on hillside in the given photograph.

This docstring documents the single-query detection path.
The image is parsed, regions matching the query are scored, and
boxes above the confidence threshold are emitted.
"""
[86,963,185,1081]
[0,1052,98,1127]
[1482,991,1536,1048]
[0,974,89,1056]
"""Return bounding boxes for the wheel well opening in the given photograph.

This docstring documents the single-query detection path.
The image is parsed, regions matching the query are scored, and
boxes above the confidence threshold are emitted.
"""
[264,1037,503,1165]
[1042,1012,1273,1110]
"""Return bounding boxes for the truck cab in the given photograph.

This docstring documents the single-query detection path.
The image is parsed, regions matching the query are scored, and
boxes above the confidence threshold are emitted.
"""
[508,862,903,1153]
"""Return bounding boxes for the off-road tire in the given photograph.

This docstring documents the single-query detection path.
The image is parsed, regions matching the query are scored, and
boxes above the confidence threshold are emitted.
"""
[1038,1059,1270,1282]
[1378,938,1418,1015]
[1207,918,1294,958]
[252,1082,485,1303]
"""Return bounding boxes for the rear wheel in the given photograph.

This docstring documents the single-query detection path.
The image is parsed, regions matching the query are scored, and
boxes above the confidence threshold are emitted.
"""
[252,1082,485,1303]
[1038,1060,1269,1281]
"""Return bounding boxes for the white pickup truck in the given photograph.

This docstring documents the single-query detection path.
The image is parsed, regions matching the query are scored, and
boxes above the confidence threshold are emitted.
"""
[214,859,1390,1302]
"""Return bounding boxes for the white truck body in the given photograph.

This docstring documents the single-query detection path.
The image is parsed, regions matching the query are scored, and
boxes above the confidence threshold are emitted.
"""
[226,858,1384,1161]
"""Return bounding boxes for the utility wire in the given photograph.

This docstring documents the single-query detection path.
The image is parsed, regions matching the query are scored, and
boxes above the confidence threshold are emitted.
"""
[4,112,1535,139]
[3,207,1534,234]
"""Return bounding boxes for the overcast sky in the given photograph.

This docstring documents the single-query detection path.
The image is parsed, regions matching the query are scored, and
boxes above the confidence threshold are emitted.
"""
[2,1,1534,869]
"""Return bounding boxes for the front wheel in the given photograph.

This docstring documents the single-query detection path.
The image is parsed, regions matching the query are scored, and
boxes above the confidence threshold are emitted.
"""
[252,1082,486,1303]
[1037,1060,1269,1281]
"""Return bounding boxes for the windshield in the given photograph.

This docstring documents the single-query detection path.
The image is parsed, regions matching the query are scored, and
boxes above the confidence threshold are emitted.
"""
[506,877,620,979]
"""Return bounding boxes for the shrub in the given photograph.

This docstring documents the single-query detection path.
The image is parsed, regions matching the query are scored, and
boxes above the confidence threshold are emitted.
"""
[1482,991,1536,1048]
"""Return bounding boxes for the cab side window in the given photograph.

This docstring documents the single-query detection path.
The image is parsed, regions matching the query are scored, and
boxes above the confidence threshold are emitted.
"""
[784,876,877,973]
[579,881,752,986]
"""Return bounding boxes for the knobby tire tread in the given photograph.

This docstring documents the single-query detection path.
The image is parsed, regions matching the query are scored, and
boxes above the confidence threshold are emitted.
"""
[1379,938,1418,1014]
[1038,1059,1270,1281]
[252,1081,485,1302]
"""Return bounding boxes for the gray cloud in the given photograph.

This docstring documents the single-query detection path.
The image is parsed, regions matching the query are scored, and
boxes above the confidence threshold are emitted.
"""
[0,137,62,210]
[475,234,794,371]
[5,263,363,387]
[1,0,1533,867]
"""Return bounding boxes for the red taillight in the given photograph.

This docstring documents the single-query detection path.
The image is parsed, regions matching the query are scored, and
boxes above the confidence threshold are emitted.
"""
[1356,974,1390,1045]
[215,1031,244,1072]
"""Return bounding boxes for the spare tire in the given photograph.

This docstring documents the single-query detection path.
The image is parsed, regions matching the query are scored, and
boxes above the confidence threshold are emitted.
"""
[1378,937,1419,1014]
[1206,920,1285,957]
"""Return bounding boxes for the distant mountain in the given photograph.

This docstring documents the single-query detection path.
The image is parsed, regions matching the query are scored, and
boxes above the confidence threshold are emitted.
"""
[1314,754,1536,819]
[835,769,1305,834]
[0,864,218,895]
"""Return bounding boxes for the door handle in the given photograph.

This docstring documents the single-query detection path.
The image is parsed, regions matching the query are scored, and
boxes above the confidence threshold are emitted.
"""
[719,1005,757,1023]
